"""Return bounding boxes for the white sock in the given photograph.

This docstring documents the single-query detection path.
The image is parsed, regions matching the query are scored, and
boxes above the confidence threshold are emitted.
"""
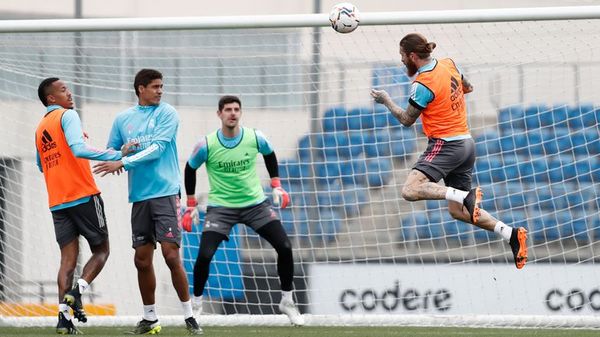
[143,304,158,321]
[181,299,193,319]
[59,303,72,320]
[445,187,468,203]
[77,279,89,294]
[494,221,513,242]
[282,290,294,303]
[193,295,203,305]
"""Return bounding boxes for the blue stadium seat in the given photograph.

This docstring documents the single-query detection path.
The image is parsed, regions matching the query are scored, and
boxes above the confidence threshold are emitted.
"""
[335,132,353,159]
[362,130,391,158]
[366,158,393,187]
[520,157,549,183]
[412,211,443,240]
[322,132,350,161]
[592,215,600,241]
[475,131,501,156]
[584,128,600,155]
[350,159,368,186]
[337,160,355,186]
[278,208,296,235]
[359,108,376,130]
[570,130,588,156]
[315,208,341,243]
[540,129,559,155]
[473,156,506,185]
[590,157,600,183]
[298,133,328,161]
[558,211,590,243]
[567,104,594,130]
[554,128,573,155]
[513,133,528,156]
[348,131,365,158]
[294,206,310,240]
[548,155,577,183]
[530,185,558,211]
[399,214,416,242]
[316,189,343,208]
[524,129,544,156]
[524,104,551,130]
[313,161,340,185]
[564,185,587,212]
[501,155,520,182]
[280,160,313,185]
[474,157,492,185]
[499,133,517,153]
[574,157,593,183]
[341,187,368,218]
[498,105,525,133]
[442,217,472,245]
[552,104,569,129]
[426,199,444,210]
[373,107,390,129]
[389,128,417,159]
[346,108,362,130]
[322,106,348,132]
[580,105,599,128]
[497,183,528,210]
[530,213,560,243]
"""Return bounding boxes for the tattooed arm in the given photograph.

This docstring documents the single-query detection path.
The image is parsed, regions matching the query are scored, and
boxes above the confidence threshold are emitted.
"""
[370,89,421,127]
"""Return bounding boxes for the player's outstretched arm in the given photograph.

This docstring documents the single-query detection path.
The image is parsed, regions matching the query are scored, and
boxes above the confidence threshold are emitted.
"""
[370,89,421,127]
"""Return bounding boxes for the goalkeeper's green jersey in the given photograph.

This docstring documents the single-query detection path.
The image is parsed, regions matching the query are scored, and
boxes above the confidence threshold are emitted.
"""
[205,127,265,208]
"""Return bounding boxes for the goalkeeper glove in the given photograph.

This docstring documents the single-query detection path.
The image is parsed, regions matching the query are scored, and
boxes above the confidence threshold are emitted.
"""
[181,197,199,232]
[271,177,290,209]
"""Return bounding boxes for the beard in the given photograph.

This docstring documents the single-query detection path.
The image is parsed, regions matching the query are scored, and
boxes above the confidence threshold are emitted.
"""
[405,60,418,77]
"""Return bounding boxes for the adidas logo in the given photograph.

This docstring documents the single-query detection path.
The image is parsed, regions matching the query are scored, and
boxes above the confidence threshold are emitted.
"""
[40,129,57,152]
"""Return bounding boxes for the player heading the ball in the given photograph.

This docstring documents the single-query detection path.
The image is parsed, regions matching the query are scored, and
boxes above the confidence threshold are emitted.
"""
[371,33,528,269]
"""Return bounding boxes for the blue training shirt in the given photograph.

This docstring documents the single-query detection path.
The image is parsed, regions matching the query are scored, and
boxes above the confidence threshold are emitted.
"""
[36,105,122,211]
[188,128,274,170]
[107,102,180,203]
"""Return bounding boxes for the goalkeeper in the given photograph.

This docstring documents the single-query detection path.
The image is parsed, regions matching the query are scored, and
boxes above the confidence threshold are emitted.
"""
[371,33,527,269]
[182,95,303,326]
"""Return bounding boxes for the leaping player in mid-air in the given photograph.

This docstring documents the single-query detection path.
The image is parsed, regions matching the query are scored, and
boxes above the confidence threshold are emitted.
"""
[370,33,528,269]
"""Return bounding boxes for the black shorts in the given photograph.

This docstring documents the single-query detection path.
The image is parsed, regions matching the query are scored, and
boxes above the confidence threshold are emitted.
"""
[51,194,109,248]
[131,195,181,248]
[413,137,476,191]
[205,199,279,239]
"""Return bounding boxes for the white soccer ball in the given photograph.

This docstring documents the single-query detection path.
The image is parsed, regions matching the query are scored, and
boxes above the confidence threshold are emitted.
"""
[329,3,360,34]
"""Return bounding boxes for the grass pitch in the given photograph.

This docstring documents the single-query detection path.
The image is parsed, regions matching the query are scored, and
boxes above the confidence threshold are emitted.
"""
[2,326,600,336]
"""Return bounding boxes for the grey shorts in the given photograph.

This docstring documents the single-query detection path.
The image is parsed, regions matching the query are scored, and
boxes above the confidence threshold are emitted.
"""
[204,199,279,239]
[51,194,108,248]
[413,137,476,191]
[131,195,181,248]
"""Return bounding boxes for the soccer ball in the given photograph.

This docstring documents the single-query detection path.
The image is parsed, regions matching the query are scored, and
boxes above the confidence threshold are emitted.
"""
[329,3,360,34]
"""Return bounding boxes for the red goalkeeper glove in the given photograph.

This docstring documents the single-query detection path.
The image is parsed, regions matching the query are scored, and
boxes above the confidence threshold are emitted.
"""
[181,197,199,232]
[271,178,290,209]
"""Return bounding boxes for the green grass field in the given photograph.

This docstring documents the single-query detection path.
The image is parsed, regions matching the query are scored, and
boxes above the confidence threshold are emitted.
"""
[3,326,599,337]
